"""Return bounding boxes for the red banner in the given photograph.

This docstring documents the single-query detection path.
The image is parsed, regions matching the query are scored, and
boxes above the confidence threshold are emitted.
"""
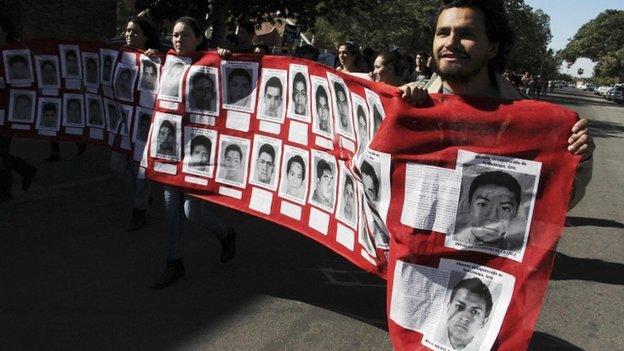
[0,41,579,350]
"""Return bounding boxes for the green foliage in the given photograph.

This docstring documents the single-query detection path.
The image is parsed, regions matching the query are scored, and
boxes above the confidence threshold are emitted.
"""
[134,0,559,79]
[133,0,374,47]
[561,10,624,80]
[311,0,555,75]
[311,0,437,54]
[506,2,553,74]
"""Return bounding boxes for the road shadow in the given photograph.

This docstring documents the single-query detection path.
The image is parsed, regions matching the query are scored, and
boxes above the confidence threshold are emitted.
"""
[0,181,390,350]
[587,119,624,139]
[529,332,583,351]
[551,252,624,285]
[565,216,624,229]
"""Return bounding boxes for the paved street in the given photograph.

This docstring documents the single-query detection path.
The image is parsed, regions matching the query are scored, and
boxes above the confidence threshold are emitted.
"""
[1,88,622,350]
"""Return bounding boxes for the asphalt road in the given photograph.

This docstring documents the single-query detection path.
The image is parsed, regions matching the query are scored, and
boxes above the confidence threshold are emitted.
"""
[1,88,622,350]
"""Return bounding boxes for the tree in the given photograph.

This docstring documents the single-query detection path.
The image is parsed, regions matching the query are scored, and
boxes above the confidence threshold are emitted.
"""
[310,0,438,55]
[505,1,553,74]
[311,0,553,71]
[561,10,624,80]
[134,0,374,47]
[577,68,584,76]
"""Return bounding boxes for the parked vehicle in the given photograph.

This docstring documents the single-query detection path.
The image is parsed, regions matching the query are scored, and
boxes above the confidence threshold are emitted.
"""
[611,86,624,104]
[605,87,616,101]
[596,86,611,95]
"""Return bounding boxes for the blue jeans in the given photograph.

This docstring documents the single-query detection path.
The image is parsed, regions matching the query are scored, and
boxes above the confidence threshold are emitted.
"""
[163,185,227,261]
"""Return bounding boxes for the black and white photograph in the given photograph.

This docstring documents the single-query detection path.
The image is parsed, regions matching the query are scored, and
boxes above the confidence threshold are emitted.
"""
[257,68,287,123]
[149,112,182,161]
[3,49,34,85]
[221,60,258,113]
[158,56,188,102]
[85,93,105,128]
[117,104,134,136]
[365,88,385,138]
[420,259,514,351]
[103,98,120,133]
[62,93,85,127]
[359,149,392,224]
[249,135,282,191]
[327,72,354,139]
[59,44,82,79]
[362,198,390,249]
[82,52,100,88]
[34,55,60,89]
[138,54,160,93]
[432,274,498,351]
[357,194,377,258]
[113,63,138,102]
[132,107,153,143]
[35,97,61,131]
[352,92,369,153]
[278,145,309,205]
[216,135,251,188]
[8,89,36,123]
[185,65,219,116]
[287,64,311,122]
[182,127,217,178]
[99,49,118,85]
[360,159,381,205]
[447,150,541,262]
[311,75,333,139]
[308,150,338,212]
[335,161,358,229]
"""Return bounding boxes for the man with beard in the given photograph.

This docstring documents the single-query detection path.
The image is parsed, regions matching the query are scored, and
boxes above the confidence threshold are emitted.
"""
[291,72,308,116]
[434,277,493,350]
[400,0,593,208]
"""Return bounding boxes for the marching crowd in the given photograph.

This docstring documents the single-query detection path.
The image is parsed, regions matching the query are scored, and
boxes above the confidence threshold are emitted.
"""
[1,0,594,292]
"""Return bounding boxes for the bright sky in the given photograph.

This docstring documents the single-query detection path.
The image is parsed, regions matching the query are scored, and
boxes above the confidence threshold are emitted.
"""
[524,0,624,78]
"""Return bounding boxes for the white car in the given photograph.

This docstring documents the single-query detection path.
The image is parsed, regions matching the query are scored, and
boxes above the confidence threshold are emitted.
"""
[596,86,611,96]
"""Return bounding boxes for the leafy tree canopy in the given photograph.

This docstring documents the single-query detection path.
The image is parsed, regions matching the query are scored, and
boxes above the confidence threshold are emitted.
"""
[561,10,624,79]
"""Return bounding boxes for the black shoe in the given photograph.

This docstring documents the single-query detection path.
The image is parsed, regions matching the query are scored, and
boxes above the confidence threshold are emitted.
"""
[219,227,236,263]
[21,166,36,191]
[151,258,185,289]
[127,209,147,232]
[76,143,87,156]
[46,153,60,162]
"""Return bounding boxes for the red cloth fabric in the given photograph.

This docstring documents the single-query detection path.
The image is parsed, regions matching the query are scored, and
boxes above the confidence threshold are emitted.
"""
[0,41,579,350]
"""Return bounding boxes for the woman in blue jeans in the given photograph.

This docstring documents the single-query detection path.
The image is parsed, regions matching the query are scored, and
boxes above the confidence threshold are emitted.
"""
[151,17,236,289]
